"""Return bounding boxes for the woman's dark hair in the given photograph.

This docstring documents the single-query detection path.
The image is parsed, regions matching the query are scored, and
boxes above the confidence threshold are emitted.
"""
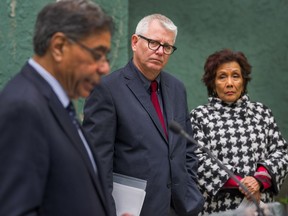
[33,0,113,56]
[202,49,252,97]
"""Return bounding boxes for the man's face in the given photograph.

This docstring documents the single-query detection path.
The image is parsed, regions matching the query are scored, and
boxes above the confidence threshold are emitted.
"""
[61,31,111,99]
[131,20,175,80]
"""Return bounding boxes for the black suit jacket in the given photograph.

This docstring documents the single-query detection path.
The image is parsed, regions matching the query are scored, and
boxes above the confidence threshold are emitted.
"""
[0,63,113,216]
[83,60,204,216]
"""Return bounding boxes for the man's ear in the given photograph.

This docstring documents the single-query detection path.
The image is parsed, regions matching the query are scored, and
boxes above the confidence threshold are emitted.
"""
[131,34,139,51]
[49,32,67,62]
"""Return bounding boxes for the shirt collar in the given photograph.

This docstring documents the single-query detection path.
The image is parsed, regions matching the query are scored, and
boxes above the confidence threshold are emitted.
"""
[28,58,70,108]
[129,59,161,93]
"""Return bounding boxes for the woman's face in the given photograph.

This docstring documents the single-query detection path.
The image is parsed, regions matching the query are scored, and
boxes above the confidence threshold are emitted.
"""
[214,61,244,103]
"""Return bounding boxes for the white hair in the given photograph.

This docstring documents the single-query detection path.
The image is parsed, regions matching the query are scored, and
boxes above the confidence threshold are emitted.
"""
[135,14,177,42]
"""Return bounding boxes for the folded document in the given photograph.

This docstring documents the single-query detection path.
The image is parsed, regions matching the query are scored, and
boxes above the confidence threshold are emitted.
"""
[112,173,147,216]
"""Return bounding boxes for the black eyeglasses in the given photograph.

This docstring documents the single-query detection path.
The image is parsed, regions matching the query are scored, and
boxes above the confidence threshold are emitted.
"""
[138,35,177,55]
[67,37,108,62]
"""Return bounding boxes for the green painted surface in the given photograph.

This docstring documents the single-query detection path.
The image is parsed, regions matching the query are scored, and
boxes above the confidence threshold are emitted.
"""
[0,0,54,86]
[129,0,288,140]
[75,0,129,114]
[0,0,129,115]
[0,0,287,198]
[129,0,288,197]
[129,0,288,139]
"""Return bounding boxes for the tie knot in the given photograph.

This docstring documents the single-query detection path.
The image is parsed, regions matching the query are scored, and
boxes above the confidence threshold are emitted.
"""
[150,80,158,93]
[66,102,77,118]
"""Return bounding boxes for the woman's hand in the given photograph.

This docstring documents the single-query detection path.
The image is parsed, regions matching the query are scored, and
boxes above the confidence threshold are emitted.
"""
[239,176,261,203]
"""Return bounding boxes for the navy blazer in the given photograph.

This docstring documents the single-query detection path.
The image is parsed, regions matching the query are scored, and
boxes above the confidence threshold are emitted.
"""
[0,63,112,216]
[83,61,204,216]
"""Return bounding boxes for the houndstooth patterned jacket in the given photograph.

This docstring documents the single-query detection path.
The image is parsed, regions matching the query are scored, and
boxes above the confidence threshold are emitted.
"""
[190,95,288,215]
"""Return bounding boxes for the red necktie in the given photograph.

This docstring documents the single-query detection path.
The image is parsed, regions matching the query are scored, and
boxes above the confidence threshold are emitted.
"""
[150,81,168,138]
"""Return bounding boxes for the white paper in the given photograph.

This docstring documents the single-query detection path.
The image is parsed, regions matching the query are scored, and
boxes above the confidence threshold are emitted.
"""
[237,197,274,215]
[112,182,146,216]
[238,197,265,210]
[112,173,146,216]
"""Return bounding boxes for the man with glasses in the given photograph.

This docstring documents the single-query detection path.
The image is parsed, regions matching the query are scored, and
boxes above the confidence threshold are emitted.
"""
[83,14,204,216]
[0,1,117,215]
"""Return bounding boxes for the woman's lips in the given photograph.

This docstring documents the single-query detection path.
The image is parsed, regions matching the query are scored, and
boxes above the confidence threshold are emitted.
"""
[225,91,235,95]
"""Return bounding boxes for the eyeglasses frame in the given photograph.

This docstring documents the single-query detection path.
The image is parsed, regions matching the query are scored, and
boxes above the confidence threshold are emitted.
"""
[137,34,177,55]
[67,37,108,62]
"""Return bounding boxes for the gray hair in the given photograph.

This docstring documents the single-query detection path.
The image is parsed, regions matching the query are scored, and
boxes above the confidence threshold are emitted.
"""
[33,0,113,56]
[135,14,177,42]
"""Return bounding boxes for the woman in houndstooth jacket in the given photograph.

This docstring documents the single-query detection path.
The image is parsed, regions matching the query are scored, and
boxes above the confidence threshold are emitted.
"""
[190,49,288,215]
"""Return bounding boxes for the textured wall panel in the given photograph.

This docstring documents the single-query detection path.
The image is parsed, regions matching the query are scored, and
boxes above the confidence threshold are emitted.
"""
[0,0,287,199]
[0,0,129,117]
[129,0,288,198]
[129,0,288,139]
[0,0,53,87]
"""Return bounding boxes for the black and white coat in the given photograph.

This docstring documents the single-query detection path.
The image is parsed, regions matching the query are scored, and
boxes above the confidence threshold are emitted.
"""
[190,95,288,215]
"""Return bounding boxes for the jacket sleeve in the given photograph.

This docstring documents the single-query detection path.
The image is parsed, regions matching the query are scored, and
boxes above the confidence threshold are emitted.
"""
[258,107,288,194]
[0,100,49,216]
[82,83,117,216]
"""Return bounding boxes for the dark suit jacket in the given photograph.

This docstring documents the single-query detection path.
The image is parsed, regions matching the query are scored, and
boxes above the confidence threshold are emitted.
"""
[83,60,204,216]
[0,63,113,216]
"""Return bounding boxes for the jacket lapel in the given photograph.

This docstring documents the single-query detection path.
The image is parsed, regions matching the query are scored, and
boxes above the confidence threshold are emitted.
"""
[47,86,107,211]
[160,75,174,143]
[123,63,169,143]
[21,63,108,213]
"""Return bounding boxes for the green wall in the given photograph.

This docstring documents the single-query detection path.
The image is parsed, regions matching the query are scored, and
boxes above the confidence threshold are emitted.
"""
[0,0,287,198]
[74,0,129,112]
[0,0,129,115]
[129,0,288,142]
[129,0,288,198]
[0,0,52,86]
